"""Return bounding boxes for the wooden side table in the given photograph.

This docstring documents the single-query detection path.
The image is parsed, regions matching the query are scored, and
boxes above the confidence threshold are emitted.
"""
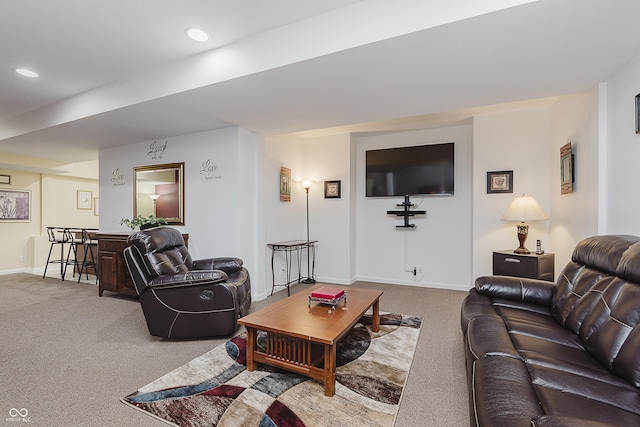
[493,250,555,282]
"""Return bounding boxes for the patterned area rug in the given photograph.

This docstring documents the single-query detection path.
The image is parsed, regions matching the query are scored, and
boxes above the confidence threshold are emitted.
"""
[122,313,422,427]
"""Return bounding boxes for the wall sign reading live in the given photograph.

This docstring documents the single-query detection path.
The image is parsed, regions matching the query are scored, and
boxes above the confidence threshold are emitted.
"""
[148,140,168,160]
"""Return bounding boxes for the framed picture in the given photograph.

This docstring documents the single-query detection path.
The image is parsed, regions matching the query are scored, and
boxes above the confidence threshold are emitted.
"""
[487,171,513,194]
[324,180,341,198]
[560,142,574,194]
[94,197,99,216]
[636,93,640,134]
[280,167,291,202]
[0,189,31,222]
[77,190,93,210]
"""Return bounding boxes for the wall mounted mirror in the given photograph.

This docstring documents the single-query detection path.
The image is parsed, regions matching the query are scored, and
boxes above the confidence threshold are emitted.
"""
[134,162,184,225]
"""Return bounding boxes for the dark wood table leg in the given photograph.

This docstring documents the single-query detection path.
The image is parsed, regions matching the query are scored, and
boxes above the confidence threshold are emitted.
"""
[246,327,257,371]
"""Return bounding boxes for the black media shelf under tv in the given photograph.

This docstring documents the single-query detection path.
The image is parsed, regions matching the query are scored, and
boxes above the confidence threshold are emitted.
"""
[386,195,426,228]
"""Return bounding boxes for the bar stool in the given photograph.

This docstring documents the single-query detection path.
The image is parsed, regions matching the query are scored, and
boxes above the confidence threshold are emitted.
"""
[77,229,98,284]
[43,227,67,279]
[62,228,83,281]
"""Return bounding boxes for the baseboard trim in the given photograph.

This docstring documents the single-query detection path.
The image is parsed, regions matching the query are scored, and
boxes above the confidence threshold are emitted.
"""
[355,276,469,292]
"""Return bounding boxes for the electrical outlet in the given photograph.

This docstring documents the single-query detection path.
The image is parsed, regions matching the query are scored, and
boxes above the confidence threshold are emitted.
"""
[20,255,25,262]
[413,267,417,276]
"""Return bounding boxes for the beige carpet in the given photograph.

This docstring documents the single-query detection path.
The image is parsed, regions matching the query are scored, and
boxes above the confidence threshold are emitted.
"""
[0,273,469,426]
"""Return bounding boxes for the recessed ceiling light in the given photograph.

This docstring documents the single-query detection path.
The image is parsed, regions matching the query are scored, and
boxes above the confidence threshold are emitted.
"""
[185,27,209,42]
[15,68,38,78]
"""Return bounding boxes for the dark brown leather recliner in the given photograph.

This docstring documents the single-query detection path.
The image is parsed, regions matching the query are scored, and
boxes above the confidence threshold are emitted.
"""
[123,226,251,339]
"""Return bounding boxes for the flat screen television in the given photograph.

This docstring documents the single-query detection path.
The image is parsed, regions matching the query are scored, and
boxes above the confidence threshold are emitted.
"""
[365,142,454,197]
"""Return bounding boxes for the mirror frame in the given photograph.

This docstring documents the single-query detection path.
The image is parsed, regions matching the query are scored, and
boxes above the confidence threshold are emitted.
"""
[133,162,185,225]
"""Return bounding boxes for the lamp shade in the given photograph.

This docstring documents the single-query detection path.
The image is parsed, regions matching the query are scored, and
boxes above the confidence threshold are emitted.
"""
[501,195,548,222]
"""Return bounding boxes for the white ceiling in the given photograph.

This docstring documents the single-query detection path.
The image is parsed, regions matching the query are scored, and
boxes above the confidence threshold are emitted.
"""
[2,0,640,165]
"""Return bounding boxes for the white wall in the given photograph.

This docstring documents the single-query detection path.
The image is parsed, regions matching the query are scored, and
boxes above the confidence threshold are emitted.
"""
[99,127,267,298]
[549,93,594,273]
[605,53,640,234]
[472,108,552,280]
[355,125,473,290]
[97,54,640,297]
[304,134,353,284]
[263,134,306,294]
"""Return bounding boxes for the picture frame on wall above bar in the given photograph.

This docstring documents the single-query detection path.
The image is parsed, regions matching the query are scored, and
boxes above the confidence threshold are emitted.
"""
[0,189,31,222]
[77,190,93,210]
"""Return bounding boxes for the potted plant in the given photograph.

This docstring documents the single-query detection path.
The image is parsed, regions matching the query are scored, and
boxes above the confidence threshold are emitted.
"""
[120,215,168,231]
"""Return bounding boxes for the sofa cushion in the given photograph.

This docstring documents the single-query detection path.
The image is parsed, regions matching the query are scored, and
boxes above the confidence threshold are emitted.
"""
[551,235,640,325]
[570,235,640,276]
[579,279,640,387]
[616,240,640,283]
[531,365,640,420]
[128,227,194,276]
[471,355,545,425]
[552,262,610,327]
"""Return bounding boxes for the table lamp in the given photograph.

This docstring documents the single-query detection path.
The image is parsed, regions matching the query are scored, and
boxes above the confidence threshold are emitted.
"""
[501,195,548,254]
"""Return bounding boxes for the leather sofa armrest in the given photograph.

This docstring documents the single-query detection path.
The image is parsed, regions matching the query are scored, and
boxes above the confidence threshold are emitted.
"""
[531,416,622,427]
[148,270,228,289]
[193,257,243,274]
[474,275,555,306]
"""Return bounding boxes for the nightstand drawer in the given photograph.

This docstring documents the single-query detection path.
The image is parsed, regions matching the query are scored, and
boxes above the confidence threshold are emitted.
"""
[493,251,555,281]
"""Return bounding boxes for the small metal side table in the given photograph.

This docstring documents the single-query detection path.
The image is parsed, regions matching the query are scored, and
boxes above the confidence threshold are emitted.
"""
[493,250,555,282]
[268,240,317,295]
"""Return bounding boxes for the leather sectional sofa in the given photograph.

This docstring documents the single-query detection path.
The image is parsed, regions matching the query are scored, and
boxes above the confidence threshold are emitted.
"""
[461,235,640,426]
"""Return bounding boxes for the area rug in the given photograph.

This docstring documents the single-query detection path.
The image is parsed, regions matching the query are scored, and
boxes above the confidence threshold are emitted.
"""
[121,312,422,427]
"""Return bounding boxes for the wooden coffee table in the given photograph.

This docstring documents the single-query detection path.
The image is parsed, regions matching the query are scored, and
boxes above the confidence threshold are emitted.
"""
[238,285,383,396]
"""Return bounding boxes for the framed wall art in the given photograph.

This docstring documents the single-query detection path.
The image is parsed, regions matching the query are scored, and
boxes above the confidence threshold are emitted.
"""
[0,189,31,222]
[77,190,93,210]
[636,93,640,134]
[280,167,291,202]
[324,180,341,199]
[560,142,574,194]
[487,171,513,194]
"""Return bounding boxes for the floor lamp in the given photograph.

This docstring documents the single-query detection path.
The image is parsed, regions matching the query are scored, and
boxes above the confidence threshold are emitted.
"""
[302,180,315,284]
[149,194,160,216]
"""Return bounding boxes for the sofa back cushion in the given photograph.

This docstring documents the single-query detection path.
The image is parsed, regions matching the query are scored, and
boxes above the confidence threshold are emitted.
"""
[552,235,640,387]
[578,278,640,387]
[127,227,194,276]
[552,235,640,328]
